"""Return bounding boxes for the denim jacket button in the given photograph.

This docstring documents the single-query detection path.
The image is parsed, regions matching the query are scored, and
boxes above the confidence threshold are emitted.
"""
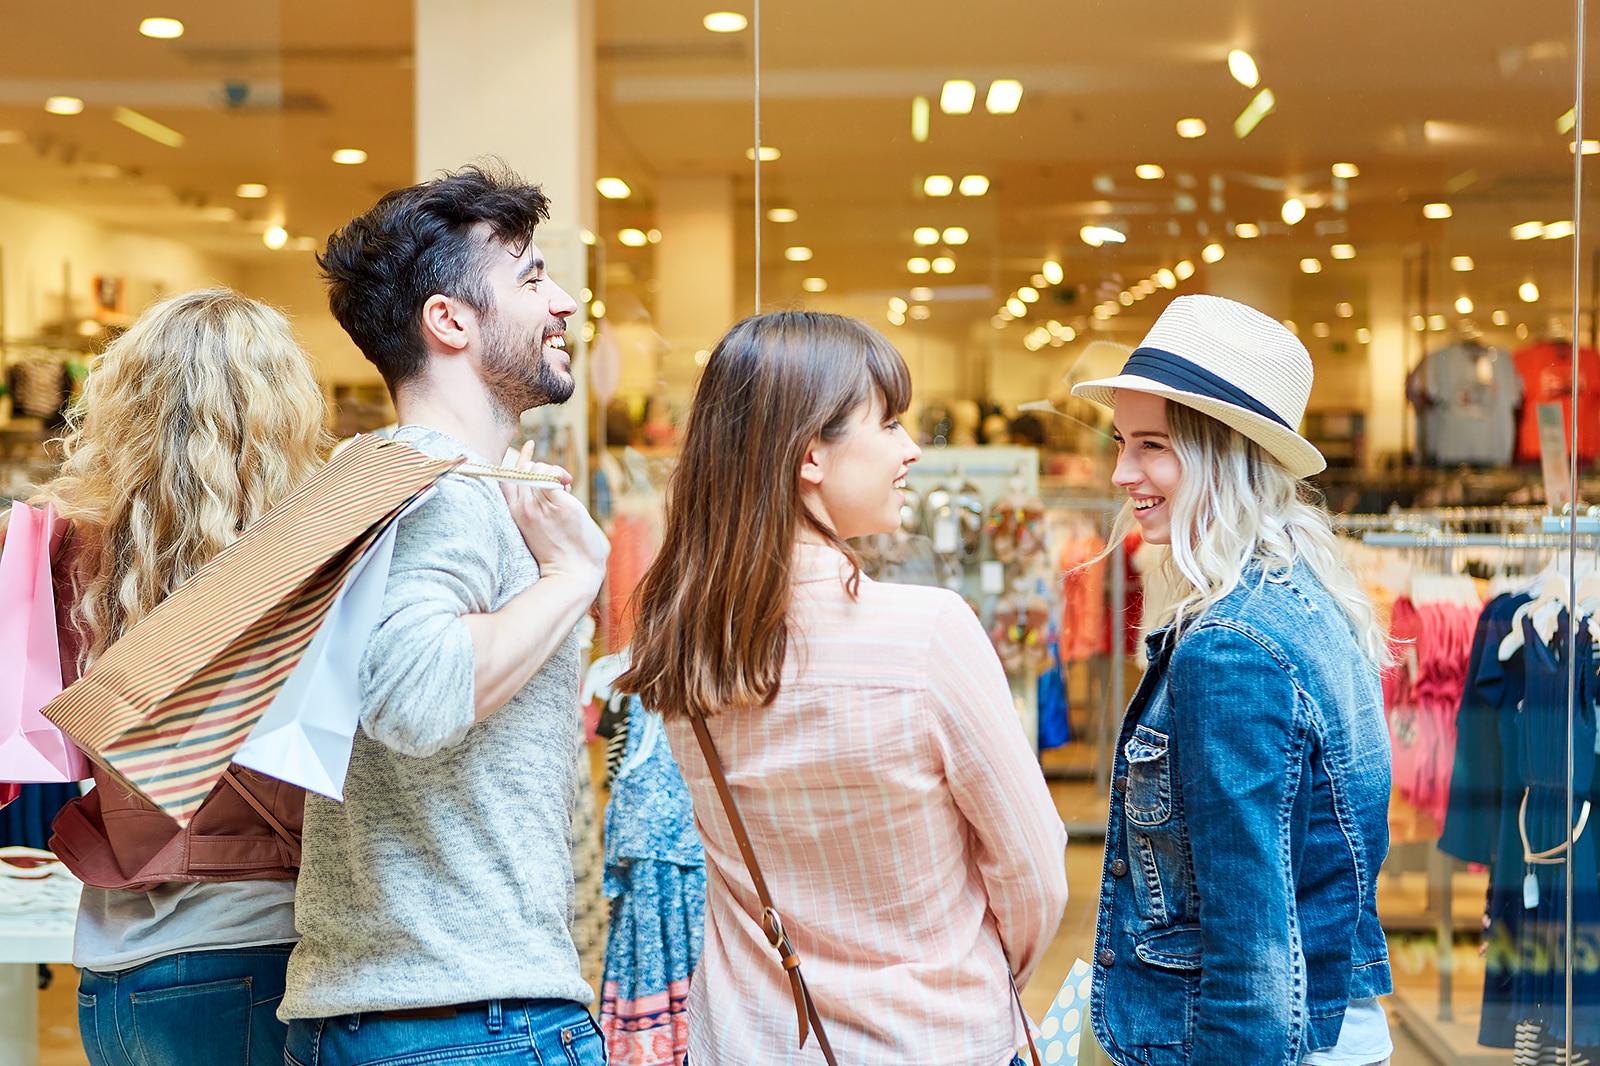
[1113,775,1128,794]
[1110,858,1128,877]
[1098,948,1116,967]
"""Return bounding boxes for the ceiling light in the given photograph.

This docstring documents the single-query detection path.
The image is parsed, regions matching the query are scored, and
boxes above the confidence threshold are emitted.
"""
[647,228,662,243]
[1007,297,1027,317]
[985,79,1023,114]
[910,286,934,301]
[992,316,1009,329]
[1176,118,1207,139]
[1155,268,1177,289]
[1119,291,1135,306]
[235,183,268,199]
[1411,315,1427,331]
[1422,202,1452,219]
[1543,220,1576,239]
[746,145,780,161]
[1332,162,1360,179]
[888,310,906,326]
[139,16,184,38]
[112,106,184,147]
[1511,220,1546,240]
[331,148,368,165]
[910,305,931,320]
[619,228,648,247]
[1018,286,1039,303]
[924,174,954,197]
[591,300,607,319]
[802,277,827,293]
[1356,327,1372,344]
[596,177,631,199]
[1031,273,1048,287]
[1560,107,1578,134]
[1281,198,1306,225]
[1137,280,1158,296]
[1234,88,1275,139]
[1572,140,1600,155]
[1135,164,1165,180]
[1300,258,1322,274]
[580,287,593,302]
[1429,315,1447,331]
[940,80,976,115]
[766,208,798,223]
[1042,260,1064,285]
[580,229,597,245]
[1451,255,1475,271]
[911,95,930,143]
[889,297,908,314]
[262,225,289,250]
[1336,302,1354,318]
[1234,222,1260,238]
[1455,296,1474,314]
[931,256,955,274]
[913,226,940,246]
[703,12,748,32]
[1228,49,1260,88]
[958,174,989,196]
[1330,243,1356,260]
[784,245,813,261]
[1175,259,1196,280]
[1312,322,1332,338]
[1282,320,1299,335]
[908,257,931,274]
[45,96,83,115]
[942,226,969,245]
[1520,281,1540,302]
[1079,225,1126,246]
[1492,310,1510,325]
[1201,242,1225,263]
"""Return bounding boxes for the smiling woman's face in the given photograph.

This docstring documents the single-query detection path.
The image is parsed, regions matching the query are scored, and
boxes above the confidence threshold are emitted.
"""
[1110,390,1182,546]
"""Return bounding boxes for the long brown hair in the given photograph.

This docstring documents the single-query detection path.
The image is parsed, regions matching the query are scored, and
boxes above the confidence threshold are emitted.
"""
[617,311,911,719]
[37,288,331,666]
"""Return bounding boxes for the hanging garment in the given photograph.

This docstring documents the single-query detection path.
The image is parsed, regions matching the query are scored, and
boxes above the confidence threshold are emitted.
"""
[1037,643,1071,750]
[1407,343,1521,466]
[1383,597,1482,829]
[1058,533,1108,663]
[600,697,705,1066]
[1513,341,1600,464]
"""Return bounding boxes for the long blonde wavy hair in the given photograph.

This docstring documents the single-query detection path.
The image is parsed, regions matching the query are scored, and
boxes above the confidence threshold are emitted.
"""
[34,288,330,666]
[1107,399,1388,665]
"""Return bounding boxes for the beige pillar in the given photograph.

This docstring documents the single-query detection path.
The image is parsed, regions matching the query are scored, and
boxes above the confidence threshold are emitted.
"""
[653,175,737,399]
[1364,255,1411,468]
[414,0,595,487]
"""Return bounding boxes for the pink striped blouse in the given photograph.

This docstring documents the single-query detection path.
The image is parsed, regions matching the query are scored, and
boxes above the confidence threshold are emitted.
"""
[664,544,1069,1065]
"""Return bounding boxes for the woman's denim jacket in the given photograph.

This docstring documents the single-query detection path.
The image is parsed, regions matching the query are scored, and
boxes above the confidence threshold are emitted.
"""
[1091,565,1392,1066]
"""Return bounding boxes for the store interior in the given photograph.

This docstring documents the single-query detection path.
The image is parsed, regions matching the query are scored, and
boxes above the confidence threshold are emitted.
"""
[6,1,1600,1064]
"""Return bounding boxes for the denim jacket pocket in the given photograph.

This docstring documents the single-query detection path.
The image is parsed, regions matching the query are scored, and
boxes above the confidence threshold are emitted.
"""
[1135,923,1204,971]
[1124,726,1173,827]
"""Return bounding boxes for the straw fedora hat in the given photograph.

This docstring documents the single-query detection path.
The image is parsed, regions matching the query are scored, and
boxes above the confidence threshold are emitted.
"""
[1071,294,1325,478]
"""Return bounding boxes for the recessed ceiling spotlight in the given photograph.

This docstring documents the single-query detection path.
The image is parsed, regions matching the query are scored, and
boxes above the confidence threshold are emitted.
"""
[1451,255,1475,271]
[1176,118,1207,139]
[924,174,955,197]
[1175,259,1196,280]
[1519,281,1540,302]
[1007,297,1027,317]
[331,148,368,165]
[942,226,969,245]
[596,177,631,199]
[784,246,813,262]
[766,207,798,223]
[702,12,748,32]
[1330,244,1356,260]
[618,228,648,247]
[1228,49,1260,88]
[1335,302,1354,318]
[1018,286,1040,303]
[940,80,976,115]
[1422,202,1452,219]
[1492,310,1510,325]
[139,17,184,38]
[985,79,1023,115]
[931,256,956,274]
[1135,164,1165,180]
[746,145,780,161]
[1042,260,1064,285]
[235,183,269,199]
[1511,220,1545,240]
[45,96,84,115]
[1544,220,1576,239]
[802,277,827,293]
[1201,242,1225,263]
[1235,223,1260,238]
[262,225,289,250]
[1156,268,1177,289]
[910,286,934,301]
[1356,327,1372,343]
[889,297,909,314]
[913,227,940,246]
[1332,162,1360,179]
[1281,198,1306,225]
[958,174,989,196]
[1312,322,1332,338]
[1300,257,1322,274]
[1234,88,1275,138]
[1455,296,1474,314]
[908,257,931,274]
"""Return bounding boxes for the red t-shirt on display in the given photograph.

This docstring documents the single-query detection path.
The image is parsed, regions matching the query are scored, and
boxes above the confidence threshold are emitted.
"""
[1513,341,1600,463]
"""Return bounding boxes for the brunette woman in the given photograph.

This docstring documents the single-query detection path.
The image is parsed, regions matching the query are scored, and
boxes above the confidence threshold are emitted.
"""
[1073,295,1393,1066]
[620,310,1068,1066]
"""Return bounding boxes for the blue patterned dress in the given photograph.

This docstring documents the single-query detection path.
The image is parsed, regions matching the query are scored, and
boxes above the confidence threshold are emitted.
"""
[600,697,706,1066]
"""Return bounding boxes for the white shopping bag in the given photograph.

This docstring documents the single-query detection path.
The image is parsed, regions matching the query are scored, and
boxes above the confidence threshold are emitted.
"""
[232,517,398,800]
[1037,958,1092,1065]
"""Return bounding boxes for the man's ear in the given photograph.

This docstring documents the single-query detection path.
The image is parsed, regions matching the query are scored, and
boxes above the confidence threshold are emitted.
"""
[419,294,474,355]
[798,436,827,487]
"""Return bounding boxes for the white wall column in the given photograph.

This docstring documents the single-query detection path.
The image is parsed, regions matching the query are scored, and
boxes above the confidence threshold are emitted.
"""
[414,0,595,483]
[1364,255,1411,468]
[653,175,737,399]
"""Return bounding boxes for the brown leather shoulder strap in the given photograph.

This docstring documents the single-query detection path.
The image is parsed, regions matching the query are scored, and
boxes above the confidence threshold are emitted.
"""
[219,768,301,866]
[690,713,839,1066]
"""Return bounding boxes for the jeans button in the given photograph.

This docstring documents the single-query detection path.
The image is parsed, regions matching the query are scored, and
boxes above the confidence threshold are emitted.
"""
[1113,776,1128,794]
[1098,948,1116,967]
[1110,858,1128,877]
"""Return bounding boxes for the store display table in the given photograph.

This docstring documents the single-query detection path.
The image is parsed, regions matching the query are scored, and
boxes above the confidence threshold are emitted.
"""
[0,848,79,1066]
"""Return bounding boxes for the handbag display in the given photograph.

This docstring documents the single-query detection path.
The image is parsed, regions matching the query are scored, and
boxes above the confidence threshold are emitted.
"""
[688,714,1042,1066]
[0,501,91,784]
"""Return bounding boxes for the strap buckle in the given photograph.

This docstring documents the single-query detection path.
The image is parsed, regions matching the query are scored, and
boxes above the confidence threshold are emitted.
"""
[762,906,787,948]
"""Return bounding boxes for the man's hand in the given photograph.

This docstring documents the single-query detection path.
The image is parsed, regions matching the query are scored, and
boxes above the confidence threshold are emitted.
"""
[500,442,609,594]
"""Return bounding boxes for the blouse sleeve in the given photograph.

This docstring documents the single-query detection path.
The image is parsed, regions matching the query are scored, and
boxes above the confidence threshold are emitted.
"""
[926,594,1069,986]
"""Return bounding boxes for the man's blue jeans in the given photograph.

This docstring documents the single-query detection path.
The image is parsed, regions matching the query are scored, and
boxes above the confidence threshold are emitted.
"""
[285,999,605,1066]
[76,943,293,1066]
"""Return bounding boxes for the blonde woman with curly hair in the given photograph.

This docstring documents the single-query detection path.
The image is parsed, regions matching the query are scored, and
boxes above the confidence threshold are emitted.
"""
[1074,295,1393,1066]
[3,288,330,1066]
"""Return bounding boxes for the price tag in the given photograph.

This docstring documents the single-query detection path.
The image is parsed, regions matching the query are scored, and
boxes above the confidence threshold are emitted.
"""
[1525,871,1540,910]
[933,515,960,555]
[980,560,1006,594]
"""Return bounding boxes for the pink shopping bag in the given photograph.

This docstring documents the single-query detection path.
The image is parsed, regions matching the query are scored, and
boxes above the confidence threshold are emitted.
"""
[0,501,90,782]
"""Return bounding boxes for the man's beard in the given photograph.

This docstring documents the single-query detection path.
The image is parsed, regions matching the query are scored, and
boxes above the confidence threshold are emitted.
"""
[479,314,575,425]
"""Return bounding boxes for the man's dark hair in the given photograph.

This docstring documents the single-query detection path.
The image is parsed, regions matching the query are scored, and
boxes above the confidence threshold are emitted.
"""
[317,160,551,393]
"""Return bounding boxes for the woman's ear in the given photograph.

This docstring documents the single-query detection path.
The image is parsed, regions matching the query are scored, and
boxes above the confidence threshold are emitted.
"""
[419,294,473,355]
[798,437,828,487]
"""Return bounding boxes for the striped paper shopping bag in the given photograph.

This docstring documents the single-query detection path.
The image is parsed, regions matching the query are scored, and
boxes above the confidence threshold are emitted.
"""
[41,434,458,826]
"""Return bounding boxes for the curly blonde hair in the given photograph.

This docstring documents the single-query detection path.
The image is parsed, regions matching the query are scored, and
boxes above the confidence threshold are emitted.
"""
[36,288,330,666]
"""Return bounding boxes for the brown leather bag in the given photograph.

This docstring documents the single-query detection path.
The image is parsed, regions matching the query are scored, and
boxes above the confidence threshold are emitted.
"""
[689,714,1042,1066]
[29,521,305,891]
